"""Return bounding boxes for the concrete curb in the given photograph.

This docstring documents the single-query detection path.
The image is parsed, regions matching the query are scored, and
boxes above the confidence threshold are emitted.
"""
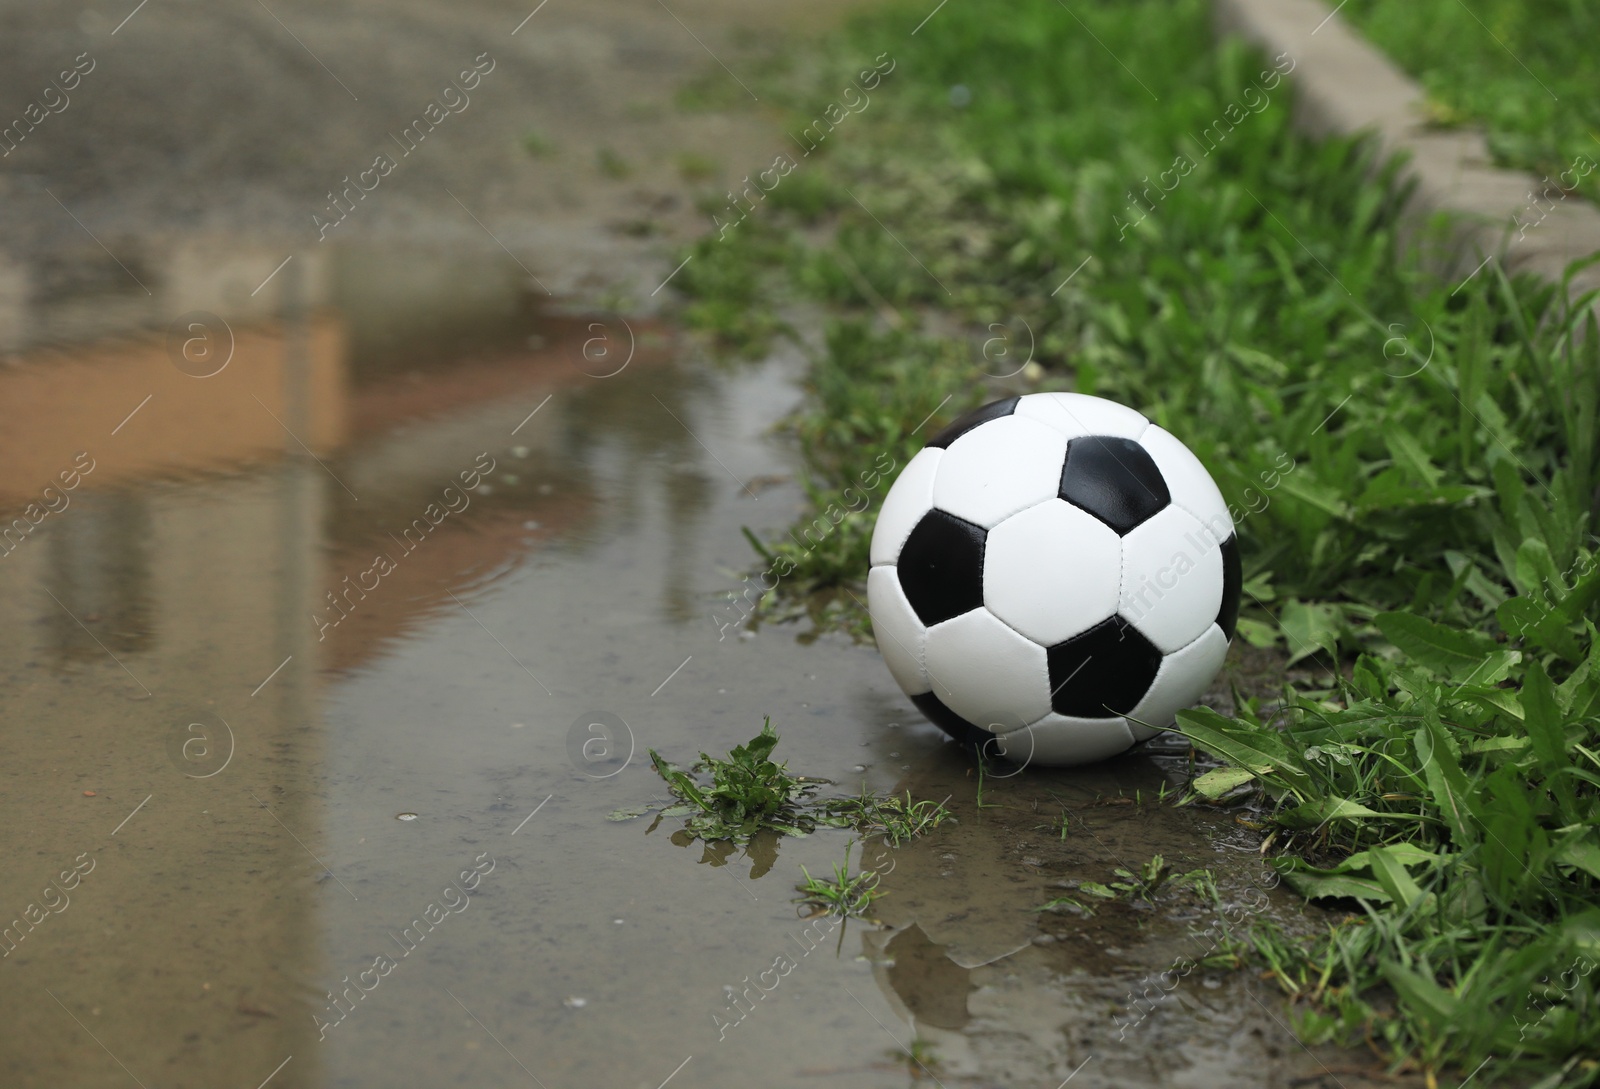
[1213,0,1600,318]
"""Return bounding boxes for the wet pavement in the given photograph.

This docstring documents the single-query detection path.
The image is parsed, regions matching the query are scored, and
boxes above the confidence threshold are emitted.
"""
[1,2,1422,1087]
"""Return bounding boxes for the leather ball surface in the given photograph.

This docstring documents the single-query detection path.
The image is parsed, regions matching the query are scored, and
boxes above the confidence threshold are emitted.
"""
[867,392,1241,766]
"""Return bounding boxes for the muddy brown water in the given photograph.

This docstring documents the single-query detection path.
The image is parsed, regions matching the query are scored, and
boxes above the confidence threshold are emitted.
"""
[0,2,1423,1087]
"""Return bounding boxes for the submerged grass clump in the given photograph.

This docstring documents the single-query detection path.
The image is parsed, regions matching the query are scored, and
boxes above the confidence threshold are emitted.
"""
[1075,854,1211,904]
[795,843,885,919]
[1037,854,1217,915]
[648,717,808,840]
[821,784,954,846]
[614,717,952,846]
[611,716,819,841]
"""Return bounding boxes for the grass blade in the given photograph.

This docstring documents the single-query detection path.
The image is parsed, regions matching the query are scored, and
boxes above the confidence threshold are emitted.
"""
[1414,713,1480,847]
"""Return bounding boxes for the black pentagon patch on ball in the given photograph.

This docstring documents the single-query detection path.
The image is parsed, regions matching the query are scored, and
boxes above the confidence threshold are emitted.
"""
[897,510,986,627]
[1217,533,1242,640]
[911,691,997,749]
[1047,617,1164,718]
[925,396,1020,449]
[1059,435,1171,535]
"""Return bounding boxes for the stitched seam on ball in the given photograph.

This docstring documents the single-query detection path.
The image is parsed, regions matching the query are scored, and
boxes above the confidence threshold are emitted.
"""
[1116,518,1127,634]
[876,524,916,566]
[874,569,930,693]
[1142,435,1232,534]
[902,575,934,694]
[1132,626,1224,721]
[1028,394,1089,440]
[1003,493,1059,525]
[1170,623,1218,658]
[880,447,941,565]
[966,608,1050,728]
[999,713,1033,736]
[984,608,1052,691]
[1018,709,1052,732]
[990,701,1037,736]
[982,485,1060,530]
[1169,499,1231,542]
[989,612,1037,644]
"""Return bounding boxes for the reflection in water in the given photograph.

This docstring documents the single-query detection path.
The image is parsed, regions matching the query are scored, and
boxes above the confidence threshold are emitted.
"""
[0,467,328,1088]
[331,242,542,378]
[879,924,973,1032]
[0,233,733,1089]
[45,491,153,661]
[318,334,717,670]
[0,231,719,675]
[850,739,1324,1087]
[562,363,719,623]
[661,462,717,623]
[671,827,781,880]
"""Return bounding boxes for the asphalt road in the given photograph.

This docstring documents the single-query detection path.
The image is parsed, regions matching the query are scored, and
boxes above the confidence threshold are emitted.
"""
[0,0,870,304]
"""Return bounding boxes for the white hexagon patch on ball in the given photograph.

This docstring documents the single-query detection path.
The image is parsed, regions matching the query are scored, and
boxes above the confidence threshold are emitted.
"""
[866,393,1241,767]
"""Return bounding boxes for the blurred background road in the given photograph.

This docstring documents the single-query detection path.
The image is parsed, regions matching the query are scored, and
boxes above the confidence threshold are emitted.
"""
[0,0,863,310]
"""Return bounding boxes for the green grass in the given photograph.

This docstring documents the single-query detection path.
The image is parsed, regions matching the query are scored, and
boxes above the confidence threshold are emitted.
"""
[682,0,1600,650]
[673,227,794,357]
[1038,854,1215,908]
[520,130,556,157]
[888,1037,944,1080]
[824,786,953,846]
[648,717,805,839]
[735,322,982,633]
[676,151,720,183]
[596,146,632,180]
[795,843,885,919]
[1339,0,1600,205]
[1082,854,1205,903]
[667,0,1600,1081]
[1179,566,1600,1082]
[613,717,952,845]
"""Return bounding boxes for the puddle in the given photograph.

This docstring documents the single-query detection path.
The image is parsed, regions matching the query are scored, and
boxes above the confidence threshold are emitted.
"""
[0,233,1408,1089]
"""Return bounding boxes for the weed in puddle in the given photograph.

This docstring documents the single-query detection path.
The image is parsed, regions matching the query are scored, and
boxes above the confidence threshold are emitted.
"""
[795,842,883,919]
[613,717,953,847]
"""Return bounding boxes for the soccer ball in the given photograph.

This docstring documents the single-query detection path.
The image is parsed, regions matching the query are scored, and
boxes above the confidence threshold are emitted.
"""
[867,392,1241,767]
